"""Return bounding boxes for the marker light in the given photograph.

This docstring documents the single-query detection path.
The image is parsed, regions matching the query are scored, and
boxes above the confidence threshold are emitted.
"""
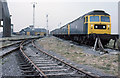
[91,24,93,27]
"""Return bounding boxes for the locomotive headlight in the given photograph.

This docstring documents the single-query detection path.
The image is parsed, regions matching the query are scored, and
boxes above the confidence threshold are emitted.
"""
[103,26,105,28]
[95,26,98,28]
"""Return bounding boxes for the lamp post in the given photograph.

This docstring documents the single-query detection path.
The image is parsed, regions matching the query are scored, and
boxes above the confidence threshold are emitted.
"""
[32,2,37,29]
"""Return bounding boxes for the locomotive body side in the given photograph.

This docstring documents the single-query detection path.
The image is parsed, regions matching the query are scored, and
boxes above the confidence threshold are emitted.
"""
[69,17,85,34]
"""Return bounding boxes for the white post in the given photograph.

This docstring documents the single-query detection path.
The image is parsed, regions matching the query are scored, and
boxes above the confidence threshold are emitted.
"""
[93,38,98,51]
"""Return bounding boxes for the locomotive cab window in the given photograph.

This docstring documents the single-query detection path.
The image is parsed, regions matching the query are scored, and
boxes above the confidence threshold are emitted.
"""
[101,16,110,22]
[90,16,99,22]
[86,16,88,22]
[84,17,85,22]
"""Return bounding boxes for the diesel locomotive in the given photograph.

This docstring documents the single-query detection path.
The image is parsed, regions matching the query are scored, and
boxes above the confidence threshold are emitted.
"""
[50,10,119,46]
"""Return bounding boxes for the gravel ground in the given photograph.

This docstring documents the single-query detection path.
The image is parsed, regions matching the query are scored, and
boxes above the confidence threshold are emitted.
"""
[36,36,118,77]
[1,51,22,77]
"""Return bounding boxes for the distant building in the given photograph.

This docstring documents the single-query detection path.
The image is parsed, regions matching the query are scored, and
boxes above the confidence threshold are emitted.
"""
[20,27,46,36]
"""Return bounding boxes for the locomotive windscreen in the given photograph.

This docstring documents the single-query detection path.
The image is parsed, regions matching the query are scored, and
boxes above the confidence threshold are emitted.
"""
[90,16,99,22]
[101,16,110,22]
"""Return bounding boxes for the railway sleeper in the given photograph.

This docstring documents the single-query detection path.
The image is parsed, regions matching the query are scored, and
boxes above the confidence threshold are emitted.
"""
[28,55,41,57]
[38,65,64,69]
[19,63,33,70]
[18,56,39,76]
[36,63,58,66]
[32,59,52,62]
[46,71,87,78]
[21,66,39,76]
[20,67,32,70]
[34,61,54,64]
[20,65,38,75]
[42,68,68,72]
[45,72,76,76]
[30,58,50,61]
[42,68,75,74]
[19,62,30,65]
[43,70,73,75]
[29,57,48,60]
[20,64,31,67]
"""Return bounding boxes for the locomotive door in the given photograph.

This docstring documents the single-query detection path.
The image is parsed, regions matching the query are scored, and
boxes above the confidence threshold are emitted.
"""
[84,17,88,34]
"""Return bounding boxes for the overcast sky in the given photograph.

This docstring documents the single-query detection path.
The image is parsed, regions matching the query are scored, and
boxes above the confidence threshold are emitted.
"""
[0,0,119,34]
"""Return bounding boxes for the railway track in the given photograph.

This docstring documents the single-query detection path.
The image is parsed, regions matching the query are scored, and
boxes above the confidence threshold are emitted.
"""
[0,41,21,49]
[0,37,41,57]
[0,36,41,42]
[19,39,100,78]
[0,41,22,57]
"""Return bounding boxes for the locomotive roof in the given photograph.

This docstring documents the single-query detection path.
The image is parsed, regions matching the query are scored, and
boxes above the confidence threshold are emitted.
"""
[83,10,110,17]
[69,10,110,24]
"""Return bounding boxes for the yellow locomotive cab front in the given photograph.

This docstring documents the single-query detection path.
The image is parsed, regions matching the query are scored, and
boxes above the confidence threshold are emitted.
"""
[87,15,111,34]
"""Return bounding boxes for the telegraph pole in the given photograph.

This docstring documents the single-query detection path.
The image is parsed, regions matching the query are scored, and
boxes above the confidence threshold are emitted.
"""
[32,2,37,28]
[46,14,48,36]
